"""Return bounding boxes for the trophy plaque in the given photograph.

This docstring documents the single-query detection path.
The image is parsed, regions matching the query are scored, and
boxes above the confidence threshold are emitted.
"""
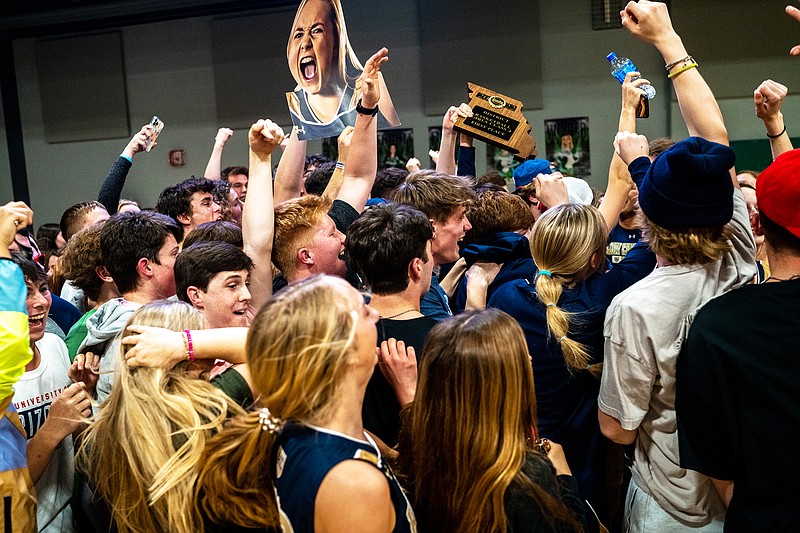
[453,82,537,160]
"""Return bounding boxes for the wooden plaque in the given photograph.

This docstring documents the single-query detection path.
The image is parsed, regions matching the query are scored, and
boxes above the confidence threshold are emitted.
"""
[453,82,537,160]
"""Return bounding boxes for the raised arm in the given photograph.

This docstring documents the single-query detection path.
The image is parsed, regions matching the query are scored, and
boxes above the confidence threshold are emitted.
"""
[754,79,793,159]
[599,72,641,232]
[273,127,309,204]
[203,128,234,180]
[436,103,473,175]
[243,119,285,311]
[336,48,388,213]
[321,126,353,201]
[788,4,800,56]
[97,124,153,214]
[621,1,728,145]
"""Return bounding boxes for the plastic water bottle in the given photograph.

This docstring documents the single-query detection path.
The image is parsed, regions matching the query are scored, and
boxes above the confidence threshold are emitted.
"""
[607,52,656,99]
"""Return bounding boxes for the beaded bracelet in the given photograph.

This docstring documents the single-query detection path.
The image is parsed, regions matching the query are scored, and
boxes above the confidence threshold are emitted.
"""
[668,62,698,79]
[665,55,693,72]
[183,329,195,362]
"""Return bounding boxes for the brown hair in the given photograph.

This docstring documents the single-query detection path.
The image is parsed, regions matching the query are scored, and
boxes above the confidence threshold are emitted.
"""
[639,211,732,265]
[272,195,332,280]
[403,309,582,532]
[59,222,106,301]
[464,189,534,245]
[389,170,476,223]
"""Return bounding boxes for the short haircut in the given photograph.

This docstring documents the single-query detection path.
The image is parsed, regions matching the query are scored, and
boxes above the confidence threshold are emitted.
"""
[638,211,732,266]
[100,211,183,294]
[60,201,106,241]
[476,170,507,189]
[389,170,476,223]
[12,254,47,285]
[760,211,800,255]
[221,166,249,180]
[174,242,254,303]
[346,204,433,295]
[305,153,330,172]
[36,223,61,255]
[60,222,105,301]
[463,189,534,245]
[304,161,337,196]
[648,137,676,159]
[183,221,243,249]
[155,177,217,224]
[273,195,332,279]
[371,167,409,199]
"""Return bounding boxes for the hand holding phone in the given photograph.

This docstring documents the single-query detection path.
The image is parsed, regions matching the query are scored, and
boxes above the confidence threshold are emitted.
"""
[145,115,164,152]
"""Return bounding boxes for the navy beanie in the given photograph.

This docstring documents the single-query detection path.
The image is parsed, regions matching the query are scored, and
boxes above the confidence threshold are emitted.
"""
[638,137,735,229]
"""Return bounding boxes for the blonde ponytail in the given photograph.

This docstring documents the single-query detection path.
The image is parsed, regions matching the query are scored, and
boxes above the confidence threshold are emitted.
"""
[535,273,590,370]
[529,204,607,371]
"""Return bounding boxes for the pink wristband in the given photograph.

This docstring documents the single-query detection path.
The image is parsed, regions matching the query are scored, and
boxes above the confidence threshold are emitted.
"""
[184,329,194,362]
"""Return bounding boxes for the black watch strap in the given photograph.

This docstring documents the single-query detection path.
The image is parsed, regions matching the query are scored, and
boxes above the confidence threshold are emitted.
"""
[356,98,379,116]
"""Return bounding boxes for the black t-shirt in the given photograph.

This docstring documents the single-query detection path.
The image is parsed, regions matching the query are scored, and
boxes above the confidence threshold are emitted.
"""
[362,316,438,447]
[676,278,800,532]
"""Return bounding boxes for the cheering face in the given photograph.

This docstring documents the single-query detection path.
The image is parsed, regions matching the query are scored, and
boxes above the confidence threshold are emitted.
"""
[287,0,340,95]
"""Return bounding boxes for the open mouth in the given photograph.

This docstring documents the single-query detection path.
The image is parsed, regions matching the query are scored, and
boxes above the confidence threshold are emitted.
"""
[28,313,46,327]
[232,309,247,316]
[300,56,317,82]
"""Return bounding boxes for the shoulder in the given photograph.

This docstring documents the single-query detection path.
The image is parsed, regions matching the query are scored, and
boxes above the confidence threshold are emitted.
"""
[315,460,393,531]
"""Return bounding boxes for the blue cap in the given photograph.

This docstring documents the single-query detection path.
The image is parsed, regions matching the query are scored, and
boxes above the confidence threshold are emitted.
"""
[513,159,553,189]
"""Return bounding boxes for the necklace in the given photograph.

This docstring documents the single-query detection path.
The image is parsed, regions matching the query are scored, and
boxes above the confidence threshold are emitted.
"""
[380,308,418,319]
[766,274,800,282]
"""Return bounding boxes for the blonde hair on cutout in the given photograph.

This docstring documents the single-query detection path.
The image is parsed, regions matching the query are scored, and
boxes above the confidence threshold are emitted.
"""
[530,204,607,371]
[77,300,245,533]
[197,275,363,528]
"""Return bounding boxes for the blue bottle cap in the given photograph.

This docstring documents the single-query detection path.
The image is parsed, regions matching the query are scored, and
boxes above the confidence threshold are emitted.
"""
[606,52,617,61]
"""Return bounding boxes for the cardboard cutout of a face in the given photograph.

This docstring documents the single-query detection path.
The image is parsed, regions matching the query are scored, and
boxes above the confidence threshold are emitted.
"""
[285,0,400,140]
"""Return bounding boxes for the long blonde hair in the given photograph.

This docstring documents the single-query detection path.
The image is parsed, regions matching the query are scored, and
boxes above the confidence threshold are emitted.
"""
[403,309,581,532]
[77,301,245,533]
[197,275,362,527]
[530,204,607,371]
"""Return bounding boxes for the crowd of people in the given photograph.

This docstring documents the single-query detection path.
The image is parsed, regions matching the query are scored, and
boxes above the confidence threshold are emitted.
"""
[1,1,799,532]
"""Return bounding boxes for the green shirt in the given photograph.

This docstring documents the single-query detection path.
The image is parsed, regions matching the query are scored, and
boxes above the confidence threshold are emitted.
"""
[65,309,97,362]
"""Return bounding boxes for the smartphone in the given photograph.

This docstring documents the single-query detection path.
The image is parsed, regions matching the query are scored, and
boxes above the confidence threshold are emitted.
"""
[145,115,164,152]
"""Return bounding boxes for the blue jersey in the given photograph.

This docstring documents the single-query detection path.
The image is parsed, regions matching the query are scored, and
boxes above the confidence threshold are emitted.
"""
[274,424,416,533]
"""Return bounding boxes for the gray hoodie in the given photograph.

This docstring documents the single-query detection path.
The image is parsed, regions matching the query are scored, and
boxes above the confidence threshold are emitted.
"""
[78,298,141,404]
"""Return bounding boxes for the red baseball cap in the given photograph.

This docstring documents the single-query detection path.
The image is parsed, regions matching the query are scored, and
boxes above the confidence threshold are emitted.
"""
[757,149,800,239]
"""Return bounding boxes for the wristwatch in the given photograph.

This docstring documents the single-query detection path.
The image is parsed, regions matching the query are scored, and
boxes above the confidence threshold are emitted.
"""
[356,98,379,116]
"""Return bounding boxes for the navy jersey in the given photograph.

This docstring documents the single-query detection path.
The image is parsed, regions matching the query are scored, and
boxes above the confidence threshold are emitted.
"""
[605,223,642,264]
[274,424,416,533]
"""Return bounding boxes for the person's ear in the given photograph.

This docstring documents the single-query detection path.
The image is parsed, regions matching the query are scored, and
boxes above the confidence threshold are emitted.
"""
[409,257,423,283]
[186,286,204,309]
[136,257,153,280]
[298,248,314,267]
[95,265,113,283]
[753,211,764,237]
[176,212,191,226]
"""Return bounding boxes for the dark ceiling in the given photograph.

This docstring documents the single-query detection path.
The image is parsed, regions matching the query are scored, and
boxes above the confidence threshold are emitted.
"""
[0,0,299,39]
